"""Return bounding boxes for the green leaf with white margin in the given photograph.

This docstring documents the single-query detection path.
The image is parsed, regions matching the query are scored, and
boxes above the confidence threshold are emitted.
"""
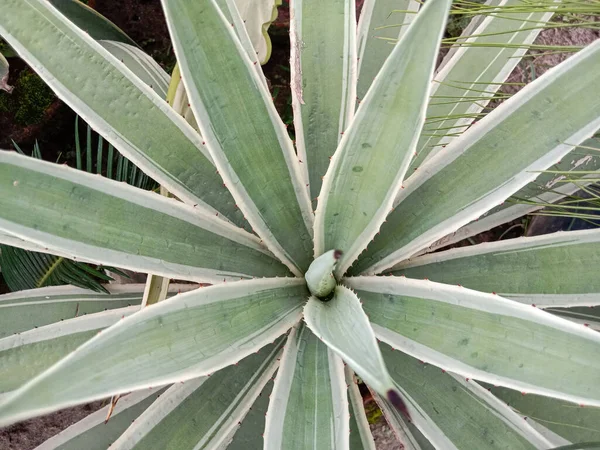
[489,385,600,444]
[0,152,289,282]
[233,0,279,64]
[227,379,274,450]
[356,0,420,100]
[216,0,269,86]
[109,340,283,449]
[290,0,357,206]
[0,0,246,227]
[346,366,376,450]
[36,388,166,450]
[0,51,12,93]
[0,284,194,338]
[412,177,592,257]
[304,285,406,410]
[351,38,600,276]
[419,133,600,254]
[0,278,307,426]
[390,228,600,307]
[412,0,557,170]
[98,41,170,98]
[166,0,271,134]
[162,0,314,276]
[263,323,349,449]
[0,306,139,395]
[48,0,138,46]
[314,0,451,276]
[379,342,551,449]
[346,276,600,406]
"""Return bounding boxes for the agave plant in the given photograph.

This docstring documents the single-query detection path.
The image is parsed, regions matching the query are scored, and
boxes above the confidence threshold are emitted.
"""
[1,0,600,448]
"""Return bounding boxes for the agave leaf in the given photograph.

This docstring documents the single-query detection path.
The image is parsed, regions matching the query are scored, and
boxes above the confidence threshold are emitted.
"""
[422,133,600,254]
[47,0,137,46]
[412,0,557,169]
[35,388,166,450]
[98,41,170,98]
[356,0,420,100]
[314,0,451,276]
[390,228,600,307]
[346,366,376,450]
[227,379,274,450]
[216,0,269,85]
[380,343,550,449]
[233,0,280,64]
[0,306,140,395]
[0,51,12,93]
[0,0,246,226]
[414,181,586,257]
[304,285,400,403]
[263,323,349,449]
[290,0,357,206]
[165,0,270,134]
[490,385,600,444]
[0,152,289,281]
[0,278,306,426]
[346,276,600,406]
[109,340,283,449]
[352,38,600,276]
[162,0,313,276]
[0,284,193,338]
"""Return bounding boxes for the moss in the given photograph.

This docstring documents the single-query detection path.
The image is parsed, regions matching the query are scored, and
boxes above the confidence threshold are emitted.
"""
[363,400,384,425]
[0,70,55,125]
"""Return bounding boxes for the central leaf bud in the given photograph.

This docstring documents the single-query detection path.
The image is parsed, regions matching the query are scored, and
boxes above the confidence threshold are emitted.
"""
[305,249,342,301]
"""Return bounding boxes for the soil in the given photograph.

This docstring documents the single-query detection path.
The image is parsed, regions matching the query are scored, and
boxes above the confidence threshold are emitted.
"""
[0,403,103,450]
[0,1,598,449]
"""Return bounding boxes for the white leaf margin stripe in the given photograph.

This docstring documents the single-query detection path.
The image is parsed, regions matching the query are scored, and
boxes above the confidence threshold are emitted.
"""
[346,276,600,406]
[290,0,358,197]
[217,0,269,88]
[263,324,349,450]
[109,344,281,450]
[0,230,81,259]
[162,0,313,277]
[411,177,591,257]
[98,40,170,98]
[373,389,457,450]
[0,152,275,282]
[0,0,221,210]
[345,366,376,450]
[447,375,554,448]
[366,40,600,275]
[391,228,600,306]
[418,0,554,161]
[35,387,164,450]
[0,284,197,308]
[0,306,140,352]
